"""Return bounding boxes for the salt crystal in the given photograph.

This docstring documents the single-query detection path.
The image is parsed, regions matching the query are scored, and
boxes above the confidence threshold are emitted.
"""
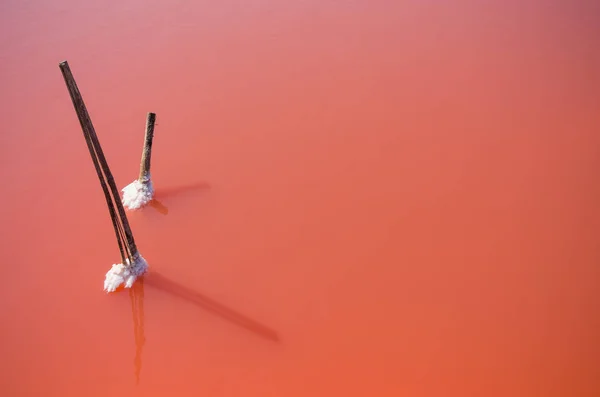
[104,253,148,293]
[122,176,154,210]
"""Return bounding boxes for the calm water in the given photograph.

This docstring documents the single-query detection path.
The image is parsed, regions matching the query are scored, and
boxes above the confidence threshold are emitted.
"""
[1,1,599,396]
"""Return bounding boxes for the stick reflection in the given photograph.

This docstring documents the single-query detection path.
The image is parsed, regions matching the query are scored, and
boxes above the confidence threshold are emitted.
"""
[129,278,146,385]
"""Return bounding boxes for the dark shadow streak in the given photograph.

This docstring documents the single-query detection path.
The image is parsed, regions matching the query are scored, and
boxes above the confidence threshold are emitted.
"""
[154,182,211,200]
[149,199,169,215]
[144,271,279,342]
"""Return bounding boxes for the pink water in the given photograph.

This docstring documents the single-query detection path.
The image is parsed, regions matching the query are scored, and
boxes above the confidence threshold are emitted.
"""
[1,1,600,396]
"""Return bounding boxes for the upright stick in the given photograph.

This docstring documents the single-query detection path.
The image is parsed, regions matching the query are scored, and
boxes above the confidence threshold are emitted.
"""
[59,60,138,259]
[139,112,156,183]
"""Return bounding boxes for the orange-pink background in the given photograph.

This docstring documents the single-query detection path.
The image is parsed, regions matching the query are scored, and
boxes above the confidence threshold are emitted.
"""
[1,1,599,396]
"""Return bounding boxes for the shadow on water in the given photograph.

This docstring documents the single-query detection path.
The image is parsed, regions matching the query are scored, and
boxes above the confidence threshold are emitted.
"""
[129,279,145,385]
[144,271,280,342]
[155,182,211,200]
[148,182,211,215]
[149,199,169,215]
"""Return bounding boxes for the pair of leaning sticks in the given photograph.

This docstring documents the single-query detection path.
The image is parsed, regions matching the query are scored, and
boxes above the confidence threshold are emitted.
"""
[59,60,155,290]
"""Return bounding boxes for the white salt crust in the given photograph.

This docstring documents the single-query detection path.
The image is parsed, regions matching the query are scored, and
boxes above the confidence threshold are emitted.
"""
[104,253,148,293]
[122,177,154,210]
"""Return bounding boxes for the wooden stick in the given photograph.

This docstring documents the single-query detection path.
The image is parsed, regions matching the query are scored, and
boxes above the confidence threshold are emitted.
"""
[59,60,138,259]
[138,112,156,183]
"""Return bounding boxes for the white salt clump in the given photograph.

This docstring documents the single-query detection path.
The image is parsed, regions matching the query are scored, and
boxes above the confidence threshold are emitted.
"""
[122,175,154,210]
[104,253,149,293]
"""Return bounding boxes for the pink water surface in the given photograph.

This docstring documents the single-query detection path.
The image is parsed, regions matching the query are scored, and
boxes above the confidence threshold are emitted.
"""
[1,1,599,396]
